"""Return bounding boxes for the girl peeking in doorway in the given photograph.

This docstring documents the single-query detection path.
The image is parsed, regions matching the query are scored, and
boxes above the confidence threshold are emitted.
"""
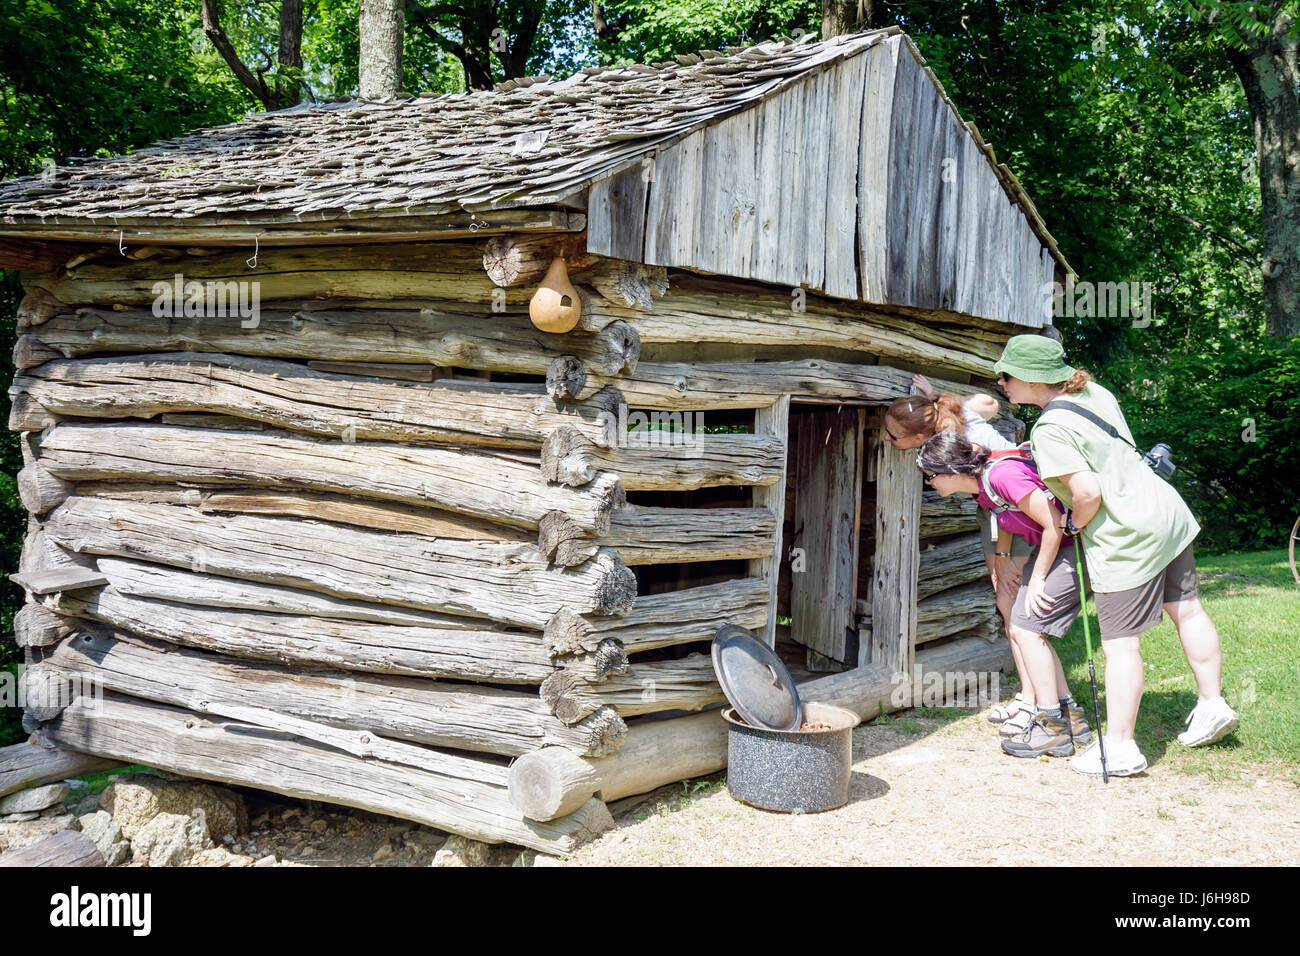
[882,376,1038,734]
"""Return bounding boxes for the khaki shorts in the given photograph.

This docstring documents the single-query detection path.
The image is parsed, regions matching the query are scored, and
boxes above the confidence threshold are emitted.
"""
[977,506,1035,558]
[1008,542,1087,638]
[1095,544,1199,638]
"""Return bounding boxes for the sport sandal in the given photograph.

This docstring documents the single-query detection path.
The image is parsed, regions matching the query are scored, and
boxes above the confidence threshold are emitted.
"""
[987,693,1028,725]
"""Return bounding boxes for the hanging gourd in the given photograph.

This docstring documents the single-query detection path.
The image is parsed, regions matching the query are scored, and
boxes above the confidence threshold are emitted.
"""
[528,256,582,333]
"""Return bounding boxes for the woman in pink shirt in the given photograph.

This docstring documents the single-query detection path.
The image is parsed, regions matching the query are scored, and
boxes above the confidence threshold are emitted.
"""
[916,431,1092,759]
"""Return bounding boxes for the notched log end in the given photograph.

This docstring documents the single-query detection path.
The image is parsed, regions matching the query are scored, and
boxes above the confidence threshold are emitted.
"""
[545,355,587,401]
[18,463,74,516]
[16,288,68,329]
[591,321,641,375]
[589,549,636,616]
[8,391,59,432]
[538,511,599,568]
[544,606,595,657]
[576,705,627,758]
[540,427,595,487]
[14,335,65,370]
[540,670,599,725]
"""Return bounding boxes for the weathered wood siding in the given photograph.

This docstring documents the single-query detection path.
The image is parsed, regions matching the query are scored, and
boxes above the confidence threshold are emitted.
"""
[588,34,1056,328]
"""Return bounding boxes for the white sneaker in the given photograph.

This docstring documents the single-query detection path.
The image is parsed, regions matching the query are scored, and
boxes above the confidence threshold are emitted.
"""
[1176,697,1239,747]
[1069,737,1148,776]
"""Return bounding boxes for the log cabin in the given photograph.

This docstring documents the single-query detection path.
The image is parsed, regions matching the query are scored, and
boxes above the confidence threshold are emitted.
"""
[0,27,1073,853]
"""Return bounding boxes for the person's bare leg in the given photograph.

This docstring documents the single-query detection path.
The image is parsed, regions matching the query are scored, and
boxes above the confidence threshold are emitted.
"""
[1164,598,1223,701]
[1051,646,1071,700]
[988,555,1032,707]
[1008,625,1060,708]
[1099,635,1144,741]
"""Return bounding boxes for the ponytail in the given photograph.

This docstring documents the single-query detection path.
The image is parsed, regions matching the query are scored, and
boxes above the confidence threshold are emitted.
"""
[886,392,969,440]
[1063,369,1093,394]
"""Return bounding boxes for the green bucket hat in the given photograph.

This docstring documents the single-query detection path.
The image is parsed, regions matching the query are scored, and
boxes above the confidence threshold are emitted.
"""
[994,334,1076,384]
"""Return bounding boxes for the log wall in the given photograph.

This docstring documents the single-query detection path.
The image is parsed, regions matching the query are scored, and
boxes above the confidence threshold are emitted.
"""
[8,234,1017,847]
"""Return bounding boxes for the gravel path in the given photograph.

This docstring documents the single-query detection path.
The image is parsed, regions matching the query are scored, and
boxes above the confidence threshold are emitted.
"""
[558,711,1299,867]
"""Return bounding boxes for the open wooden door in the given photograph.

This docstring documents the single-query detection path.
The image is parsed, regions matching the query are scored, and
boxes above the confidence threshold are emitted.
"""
[789,404,866,669]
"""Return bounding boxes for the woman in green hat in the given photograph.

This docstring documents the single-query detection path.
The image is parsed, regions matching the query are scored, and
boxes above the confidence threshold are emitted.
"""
[993,334,1238,776]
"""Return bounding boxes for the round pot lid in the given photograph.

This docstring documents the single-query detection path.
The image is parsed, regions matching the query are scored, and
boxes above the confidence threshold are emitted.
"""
[710,624,802,732]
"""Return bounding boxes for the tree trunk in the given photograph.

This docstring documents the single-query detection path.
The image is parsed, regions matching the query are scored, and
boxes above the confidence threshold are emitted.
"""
[359,0,405,98]
[1227,9,1300,338]
[821,1,877,40]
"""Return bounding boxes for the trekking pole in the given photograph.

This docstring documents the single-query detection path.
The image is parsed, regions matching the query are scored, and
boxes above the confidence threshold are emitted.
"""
[1072,524,1108,783]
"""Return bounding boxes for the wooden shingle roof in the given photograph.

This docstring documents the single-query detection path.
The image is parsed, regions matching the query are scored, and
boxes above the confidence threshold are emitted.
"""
[0,27,1069,285]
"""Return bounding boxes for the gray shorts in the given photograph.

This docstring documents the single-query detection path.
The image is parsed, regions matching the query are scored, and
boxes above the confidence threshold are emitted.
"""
[1095,544,1199,638]
[1007,542,1087,638]
[978,506,1034,557]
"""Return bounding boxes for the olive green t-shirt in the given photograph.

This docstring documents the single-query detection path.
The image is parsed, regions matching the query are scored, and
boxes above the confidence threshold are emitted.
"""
[1029,381,1199,593]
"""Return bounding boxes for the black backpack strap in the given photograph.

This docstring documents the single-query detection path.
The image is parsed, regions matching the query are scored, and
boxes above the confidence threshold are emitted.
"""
[1038,399,1138,452]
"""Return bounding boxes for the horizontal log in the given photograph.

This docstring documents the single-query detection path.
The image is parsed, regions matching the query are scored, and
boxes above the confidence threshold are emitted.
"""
[544,577,770,656]
[92,556,543,633]
[11,353,620,449]
[508,746,602,822]
[0,830,105,868]
[510,662,895,821]
[47,630,626,758]
[13,603,75,648]
[13,335,64,369]
[73,483,526,542]
[797,662,898,720]
[4,210,587,246]
[0,741,119,799]
[37,241,518,304]
[483,234,596,287]
[858,580,998,646]
[915,582,998,645]
[918,533,989,600]
[542,426,784,490]
[35,422,623,536]
[541,655,723,724]
[920,490,982,539]
[44,585,615,684]
[38,692,613,855]
[577,276,998,377]
[17,463,74,515]
[546,355,586,400]
[0,237,86,273]
[16,288,66,329]
[585,358,987,410]
[44,496,637,628]
[305,361,444,381]
[199,489,526,540]
[18,526,94,574]
[915,630,1014,678]
[602,506,776,565]
[31,305,641,377]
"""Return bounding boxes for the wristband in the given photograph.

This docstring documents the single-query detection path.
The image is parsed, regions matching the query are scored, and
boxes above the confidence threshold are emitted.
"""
[1063,510,1080,537]
[994,551,1012,557]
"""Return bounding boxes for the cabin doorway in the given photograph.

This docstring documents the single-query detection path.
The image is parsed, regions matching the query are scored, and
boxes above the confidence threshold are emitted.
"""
[776,402,879,674]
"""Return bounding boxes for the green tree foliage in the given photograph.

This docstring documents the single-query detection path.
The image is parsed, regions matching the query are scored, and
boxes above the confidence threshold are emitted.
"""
[0,0,247,177]
[593,0,819,64]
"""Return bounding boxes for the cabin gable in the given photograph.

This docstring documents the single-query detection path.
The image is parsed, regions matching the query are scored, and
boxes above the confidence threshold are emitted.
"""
[587,34,1057,327]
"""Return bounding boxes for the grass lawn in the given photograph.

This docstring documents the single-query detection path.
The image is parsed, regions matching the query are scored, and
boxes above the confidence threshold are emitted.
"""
[1046,548,1298,782]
